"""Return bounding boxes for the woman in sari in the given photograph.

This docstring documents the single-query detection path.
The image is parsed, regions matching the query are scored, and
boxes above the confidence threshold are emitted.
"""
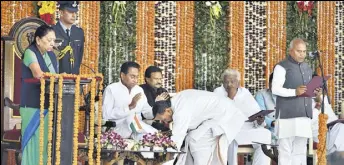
[20,24,57,165]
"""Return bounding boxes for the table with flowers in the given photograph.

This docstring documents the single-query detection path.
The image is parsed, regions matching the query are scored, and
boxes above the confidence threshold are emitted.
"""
[88,131,185,165]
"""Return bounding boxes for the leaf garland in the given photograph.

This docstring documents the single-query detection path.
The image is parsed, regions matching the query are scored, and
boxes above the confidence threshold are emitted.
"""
[194,1,229,91]
[99,1,137,86]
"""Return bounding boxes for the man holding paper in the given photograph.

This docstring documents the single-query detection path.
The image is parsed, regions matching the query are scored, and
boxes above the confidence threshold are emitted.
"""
[272,38,320,165]
[214,68,271,165]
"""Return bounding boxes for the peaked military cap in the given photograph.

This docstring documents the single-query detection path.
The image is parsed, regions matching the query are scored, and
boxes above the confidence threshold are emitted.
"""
[57,1,79,12]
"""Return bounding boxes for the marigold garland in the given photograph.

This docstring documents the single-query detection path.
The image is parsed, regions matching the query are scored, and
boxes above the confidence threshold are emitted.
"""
[317,1,336,113]
[228,1,245,87]
[176,1,195,92]
[317,2,336,163]
[96,74,103,165]
[266,1,287,87]
[317,113,328,165]
[56,74,63,165]
[39,73,103,164]
[136,1,155,84]
[79,2,100,75]
[78,1,100,116]
[88,77,96,165]
[73,76,80,165]
[39,78,45,165]
[47,76,55,165]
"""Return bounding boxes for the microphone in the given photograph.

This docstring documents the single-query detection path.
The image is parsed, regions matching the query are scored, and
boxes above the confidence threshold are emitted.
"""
[54,38,64,49]
[81,63,96,74]
[308,51,321,59]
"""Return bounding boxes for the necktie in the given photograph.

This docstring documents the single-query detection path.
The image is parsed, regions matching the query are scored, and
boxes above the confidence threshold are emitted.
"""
[66,29,70,37]
[66,29,73,69]
[66,29,71,43]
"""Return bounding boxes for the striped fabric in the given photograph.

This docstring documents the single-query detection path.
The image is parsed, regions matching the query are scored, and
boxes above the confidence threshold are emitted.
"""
[130,114,143,133]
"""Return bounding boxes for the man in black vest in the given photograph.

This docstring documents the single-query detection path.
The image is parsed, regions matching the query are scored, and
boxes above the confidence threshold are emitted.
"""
[140,66,170,131]
[53,1,85,74]
[272,38,320,165]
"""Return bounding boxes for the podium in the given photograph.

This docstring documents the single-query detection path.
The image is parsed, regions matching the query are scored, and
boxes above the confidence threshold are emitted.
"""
[25,76,101,165]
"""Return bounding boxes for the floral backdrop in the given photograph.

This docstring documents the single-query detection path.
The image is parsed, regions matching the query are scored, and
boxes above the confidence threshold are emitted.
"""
[155,1,177,92]
[1,1,343,114]
[194,1,228,91]
[98,1,136,86]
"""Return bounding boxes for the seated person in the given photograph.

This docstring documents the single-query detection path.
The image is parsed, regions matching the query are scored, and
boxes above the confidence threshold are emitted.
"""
[102,61,157,140]
[214,68,271,165]
[140,66,170,132]
[311,78,344,155]
[255,73,277,133]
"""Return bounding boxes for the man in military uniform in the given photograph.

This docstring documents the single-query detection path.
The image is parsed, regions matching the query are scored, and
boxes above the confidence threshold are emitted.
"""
[53,1,84,74]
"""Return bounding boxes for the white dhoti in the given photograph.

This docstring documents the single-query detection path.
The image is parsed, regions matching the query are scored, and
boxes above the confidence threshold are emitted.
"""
[278,136,308,165]
[227,122,271,165]
[276,117,312,165]
[174,129,228,165]
[327,123,344,154]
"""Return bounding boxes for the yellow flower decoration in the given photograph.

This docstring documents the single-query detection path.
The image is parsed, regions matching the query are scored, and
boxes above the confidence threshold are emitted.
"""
[38,1,56,15]
[39,73,103,165]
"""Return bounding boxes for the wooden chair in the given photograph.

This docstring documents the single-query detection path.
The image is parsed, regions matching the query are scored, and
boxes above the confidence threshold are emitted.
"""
[237,145,255,165]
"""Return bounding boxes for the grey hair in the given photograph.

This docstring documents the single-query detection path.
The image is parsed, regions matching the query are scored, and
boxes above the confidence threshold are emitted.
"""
[221,68,240,81]
[289,38,306,50]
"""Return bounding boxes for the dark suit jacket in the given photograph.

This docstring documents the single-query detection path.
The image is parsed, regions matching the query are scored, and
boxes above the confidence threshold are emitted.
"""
[140,84,170,131]
[140,84,169,107]
[52,22,84,74]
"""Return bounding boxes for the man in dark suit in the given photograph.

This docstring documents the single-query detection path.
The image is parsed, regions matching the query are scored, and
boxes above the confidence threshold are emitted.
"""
[140,66,170,131]
[53,1,84,74]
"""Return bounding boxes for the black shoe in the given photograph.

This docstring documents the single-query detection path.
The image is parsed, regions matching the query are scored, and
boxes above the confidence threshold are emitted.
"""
[4,97,20,111]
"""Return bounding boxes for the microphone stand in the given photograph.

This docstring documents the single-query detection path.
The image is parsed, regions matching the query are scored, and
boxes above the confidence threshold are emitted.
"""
[315,51,331,114]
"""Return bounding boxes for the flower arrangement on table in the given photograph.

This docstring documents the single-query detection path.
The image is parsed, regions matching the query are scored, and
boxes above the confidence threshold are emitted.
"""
[139,132,177,151]
[100,130,128,149]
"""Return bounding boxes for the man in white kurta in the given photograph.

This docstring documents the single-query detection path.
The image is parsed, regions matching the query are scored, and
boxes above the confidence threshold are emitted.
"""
[272,39,314,165]
[153,89,247,165]
[102,61,157,140]
[311,95,344,155]
[214,69,271,165]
